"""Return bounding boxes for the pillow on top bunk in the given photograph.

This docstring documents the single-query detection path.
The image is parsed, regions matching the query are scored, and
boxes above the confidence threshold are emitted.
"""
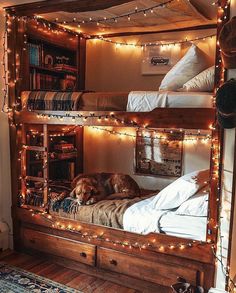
[180,66,215,92]
[159,45,211,91]
[175,188,209,217]
[151,169,209,210]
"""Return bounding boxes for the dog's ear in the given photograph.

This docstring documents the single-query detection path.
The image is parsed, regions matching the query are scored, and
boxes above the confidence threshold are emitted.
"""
[70,188,76,198]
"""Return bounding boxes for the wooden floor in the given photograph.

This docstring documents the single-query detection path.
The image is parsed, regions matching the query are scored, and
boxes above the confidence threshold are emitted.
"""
[0,250,141,293]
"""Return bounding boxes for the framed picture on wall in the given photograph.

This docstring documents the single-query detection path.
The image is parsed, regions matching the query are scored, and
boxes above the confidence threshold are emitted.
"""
[141,44,181,75]
[135,130,183,177]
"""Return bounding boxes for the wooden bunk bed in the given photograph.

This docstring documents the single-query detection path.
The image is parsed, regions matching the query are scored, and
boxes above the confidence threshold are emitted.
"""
[5,0,230,292]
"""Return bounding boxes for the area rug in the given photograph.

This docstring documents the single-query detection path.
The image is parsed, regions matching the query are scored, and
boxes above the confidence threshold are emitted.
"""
[0,262,81,292]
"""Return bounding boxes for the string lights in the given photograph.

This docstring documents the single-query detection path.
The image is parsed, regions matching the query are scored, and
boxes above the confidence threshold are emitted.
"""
[2,0,234,289]
[1,14,9,113]
[91,34,216,49]
[22,206,209,252]
[54,0,175,27]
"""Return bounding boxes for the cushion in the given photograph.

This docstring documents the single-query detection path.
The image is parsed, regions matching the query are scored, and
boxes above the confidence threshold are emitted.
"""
[159,45,211,91]
[175,188,209,216]
[151,169,209,210]
[180,66,215,92]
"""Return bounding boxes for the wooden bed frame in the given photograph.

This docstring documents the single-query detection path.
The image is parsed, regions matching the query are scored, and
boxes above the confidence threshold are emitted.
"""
[5,0,230,291]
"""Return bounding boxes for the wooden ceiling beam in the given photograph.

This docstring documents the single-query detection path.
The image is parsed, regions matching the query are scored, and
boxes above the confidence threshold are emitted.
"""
[92,23,217,39]
[5,0,133,16]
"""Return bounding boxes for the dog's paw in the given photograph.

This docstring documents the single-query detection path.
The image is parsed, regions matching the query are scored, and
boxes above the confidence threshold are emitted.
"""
[86,197,97,205]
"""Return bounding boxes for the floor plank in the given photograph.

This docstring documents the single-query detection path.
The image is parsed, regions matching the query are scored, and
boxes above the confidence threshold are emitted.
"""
[0,251,140,292]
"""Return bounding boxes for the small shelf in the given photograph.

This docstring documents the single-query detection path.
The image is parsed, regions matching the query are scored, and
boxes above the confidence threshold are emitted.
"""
[49,155,77,163]
[30,65,77,76]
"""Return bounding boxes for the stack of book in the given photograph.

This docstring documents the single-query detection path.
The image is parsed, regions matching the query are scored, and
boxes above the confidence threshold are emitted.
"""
[53,142,77,160]
[30,69,60,90]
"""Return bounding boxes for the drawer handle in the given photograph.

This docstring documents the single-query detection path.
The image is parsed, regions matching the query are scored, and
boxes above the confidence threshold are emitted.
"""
[109,259,117,266]
[80,252,87,258]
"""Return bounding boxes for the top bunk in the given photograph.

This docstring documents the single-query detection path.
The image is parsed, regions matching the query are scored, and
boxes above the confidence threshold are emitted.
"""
[17,90,216,129]
[5,0,221,131]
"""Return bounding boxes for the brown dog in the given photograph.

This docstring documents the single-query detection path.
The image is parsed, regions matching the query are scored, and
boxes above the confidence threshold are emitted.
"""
[70,173,140,205]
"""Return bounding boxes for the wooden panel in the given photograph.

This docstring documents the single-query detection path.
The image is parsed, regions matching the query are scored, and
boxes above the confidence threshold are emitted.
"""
[5,0,133,16]
[97,247,199,287]
[16,208,214,265]
[26,21,78,51]
[15,108,216,130]
[96,24,217,39]
[22,227,96,266]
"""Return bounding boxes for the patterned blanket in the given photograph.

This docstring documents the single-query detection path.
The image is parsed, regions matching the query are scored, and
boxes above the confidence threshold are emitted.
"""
[21,91,84,111]
[21,91,129,111]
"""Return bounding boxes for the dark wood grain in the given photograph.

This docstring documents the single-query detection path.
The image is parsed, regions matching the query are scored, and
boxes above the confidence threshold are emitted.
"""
[15,108,216,130]
[5,0,133,16]
[93,24,217,39]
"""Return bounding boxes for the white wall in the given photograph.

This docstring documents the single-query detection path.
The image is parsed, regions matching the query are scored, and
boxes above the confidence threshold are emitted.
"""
[85,29,216,92]
[0,8,12,248]
[83,127,211,190]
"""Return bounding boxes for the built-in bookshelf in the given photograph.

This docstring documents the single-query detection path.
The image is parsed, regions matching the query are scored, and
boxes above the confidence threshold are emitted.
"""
[28,38,79,91]
[22,124,83,208]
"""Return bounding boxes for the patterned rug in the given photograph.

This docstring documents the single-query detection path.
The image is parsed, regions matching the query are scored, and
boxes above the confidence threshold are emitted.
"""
[0,262,81,292]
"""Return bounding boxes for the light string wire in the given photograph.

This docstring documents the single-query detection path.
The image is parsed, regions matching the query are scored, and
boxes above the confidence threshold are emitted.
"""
[1,14,9,112]
[2,0,234,286]
[211,246,236,291]
[54,0,175,26]
[90,34,216,48]
[23,205,209,252]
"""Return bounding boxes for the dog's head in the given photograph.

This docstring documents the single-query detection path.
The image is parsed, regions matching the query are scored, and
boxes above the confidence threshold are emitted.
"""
[70,178,98,205]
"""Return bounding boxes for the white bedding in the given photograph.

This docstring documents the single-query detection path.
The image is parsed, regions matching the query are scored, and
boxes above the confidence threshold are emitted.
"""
[127,91,213,112]
[123,189,208,241]
[159,212,207,241]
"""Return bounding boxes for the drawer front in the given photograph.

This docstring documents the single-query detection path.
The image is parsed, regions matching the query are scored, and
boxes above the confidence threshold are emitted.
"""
[22,228,96,266]
[97,247,199,287]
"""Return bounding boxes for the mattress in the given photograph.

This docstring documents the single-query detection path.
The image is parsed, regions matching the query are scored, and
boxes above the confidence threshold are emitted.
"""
[127,91,213,111]
[21,90,213,112]
[159,212,207,241]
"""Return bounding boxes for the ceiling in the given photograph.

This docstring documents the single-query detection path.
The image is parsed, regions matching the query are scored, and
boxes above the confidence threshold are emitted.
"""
[3,0,217,36]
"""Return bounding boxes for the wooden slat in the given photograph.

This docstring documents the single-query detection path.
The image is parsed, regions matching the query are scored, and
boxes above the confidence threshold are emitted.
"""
[25,146,45,151]
[43,124,48,205]
[93,24,217,39]
[15,108,215,130]
[5,0,133,16]
[25,176,44,182]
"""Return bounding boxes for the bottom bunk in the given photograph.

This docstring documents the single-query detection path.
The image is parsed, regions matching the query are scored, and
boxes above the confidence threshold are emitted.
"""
[16,207,215,293]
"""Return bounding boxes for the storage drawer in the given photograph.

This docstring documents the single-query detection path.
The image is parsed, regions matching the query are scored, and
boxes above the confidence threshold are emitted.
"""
[97,247,200,287]
[22,227,96,266]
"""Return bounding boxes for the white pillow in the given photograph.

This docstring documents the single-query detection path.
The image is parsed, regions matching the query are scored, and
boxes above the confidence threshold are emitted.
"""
[151,169,209,210]
[159,45,211,91]
[175,188,209,216]
[180,66,215,92]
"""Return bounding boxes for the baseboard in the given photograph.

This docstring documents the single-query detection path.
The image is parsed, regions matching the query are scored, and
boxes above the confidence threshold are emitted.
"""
[0,221,9,250]
[209,289,227,293]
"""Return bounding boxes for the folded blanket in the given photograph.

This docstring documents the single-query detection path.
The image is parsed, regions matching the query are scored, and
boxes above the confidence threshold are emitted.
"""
[50,194,154,229]
[21,91,84,111]
[21,91,128,111]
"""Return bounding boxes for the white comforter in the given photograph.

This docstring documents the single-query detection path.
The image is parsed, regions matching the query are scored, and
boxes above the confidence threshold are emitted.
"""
[127,91,213,111]
[123,193,207,241]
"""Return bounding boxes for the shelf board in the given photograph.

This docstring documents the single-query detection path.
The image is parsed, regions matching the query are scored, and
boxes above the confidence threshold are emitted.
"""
[49,155,77,162]
[30,65,77,75]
